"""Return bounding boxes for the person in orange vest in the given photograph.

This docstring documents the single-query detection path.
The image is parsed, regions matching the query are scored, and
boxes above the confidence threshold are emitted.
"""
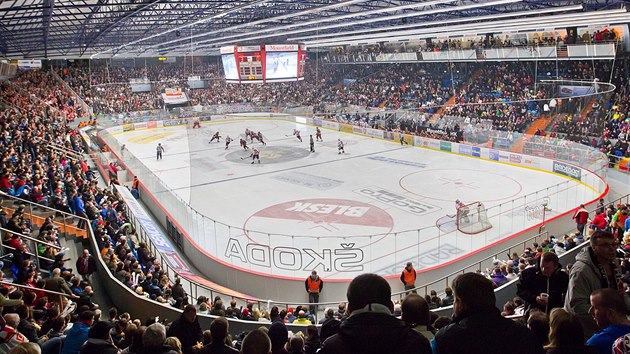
[400,262,417,294]
[305,270,323,317]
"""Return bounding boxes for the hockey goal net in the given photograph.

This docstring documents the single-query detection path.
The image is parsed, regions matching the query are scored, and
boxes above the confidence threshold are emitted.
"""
[456,201,492,234]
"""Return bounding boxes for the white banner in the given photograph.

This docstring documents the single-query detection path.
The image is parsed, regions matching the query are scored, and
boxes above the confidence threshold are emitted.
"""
[161,88,189,105]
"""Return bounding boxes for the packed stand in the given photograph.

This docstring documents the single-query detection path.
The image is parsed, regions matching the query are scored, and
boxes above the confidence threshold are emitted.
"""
[324,28,620,62]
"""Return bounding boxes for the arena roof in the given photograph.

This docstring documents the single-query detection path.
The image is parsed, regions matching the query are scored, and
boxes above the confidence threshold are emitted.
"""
[1,0,630,59]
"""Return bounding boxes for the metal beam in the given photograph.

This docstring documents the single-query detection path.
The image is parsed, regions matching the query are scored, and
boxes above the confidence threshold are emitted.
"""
[42,0,55,58]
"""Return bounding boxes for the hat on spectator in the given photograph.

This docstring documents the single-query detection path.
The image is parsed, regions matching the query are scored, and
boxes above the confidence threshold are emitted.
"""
[268,321,288,347]
[88,321,114,340]
[0,293,22,307]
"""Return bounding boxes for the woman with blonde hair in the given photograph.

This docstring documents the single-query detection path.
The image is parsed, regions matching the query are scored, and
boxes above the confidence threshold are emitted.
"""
[164,336,183,354]
[544,308,596,354]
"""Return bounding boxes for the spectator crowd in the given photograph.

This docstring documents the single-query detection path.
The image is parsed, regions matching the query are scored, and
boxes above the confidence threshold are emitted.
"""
[0,55,630,354]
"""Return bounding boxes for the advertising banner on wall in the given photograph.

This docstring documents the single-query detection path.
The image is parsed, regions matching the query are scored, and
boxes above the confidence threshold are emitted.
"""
[553,161,582,180]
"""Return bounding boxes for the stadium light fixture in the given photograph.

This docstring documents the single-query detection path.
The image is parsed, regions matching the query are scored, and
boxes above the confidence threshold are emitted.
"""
[141,0,378,51]
[288,4,584,42]
[156,0,522,54]
[301,9,629,45]
[303,15,630,47]
[187,9,624,53]
[92,0,273,58]
[152,0,460,51]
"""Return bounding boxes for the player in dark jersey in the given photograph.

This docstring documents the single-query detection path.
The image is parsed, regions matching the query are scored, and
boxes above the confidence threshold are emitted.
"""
[240,137,249,150]
[257,131,266,145]
[209,131,221,143]
[316,127,323,142]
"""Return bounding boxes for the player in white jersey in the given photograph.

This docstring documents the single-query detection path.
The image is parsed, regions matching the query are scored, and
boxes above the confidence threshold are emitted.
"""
[337,139,345,154]
[225,136,233,150]
[250,148,260,164]
[455,199,469,222]
[245,128,252,141]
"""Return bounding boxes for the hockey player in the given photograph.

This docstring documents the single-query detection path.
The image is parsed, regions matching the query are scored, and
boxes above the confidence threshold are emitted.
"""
[309,135,315,153]
[192,118,201,129]
[250,147,260,164]
[240,137,249,150]
[294,129,302,142]
[257,131,266,145]
[156,143,165,160]
[245,128,252,141]
[337,139,345,154]
[455,199,469,222]
[315,127,323,142]
[225,136,233,150]
[209,131,221,143]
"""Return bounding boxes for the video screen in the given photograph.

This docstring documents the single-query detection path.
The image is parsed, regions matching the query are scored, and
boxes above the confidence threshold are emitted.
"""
[222,54,238,80]
[265,51,298,79]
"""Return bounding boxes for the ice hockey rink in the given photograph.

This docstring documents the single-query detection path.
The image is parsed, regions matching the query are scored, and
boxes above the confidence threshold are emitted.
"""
[108,118,602,280]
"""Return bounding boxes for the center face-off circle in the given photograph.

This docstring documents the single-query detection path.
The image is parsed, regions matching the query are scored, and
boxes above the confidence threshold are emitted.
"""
[400,168,523,202]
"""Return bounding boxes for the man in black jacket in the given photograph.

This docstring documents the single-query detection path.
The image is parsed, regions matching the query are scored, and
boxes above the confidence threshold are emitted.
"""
[320,273,431,354]
[166,304,202,354]
[433,272,544,354]
[517,251,569,319]
[196,317,237,354]
[79,321,119,354]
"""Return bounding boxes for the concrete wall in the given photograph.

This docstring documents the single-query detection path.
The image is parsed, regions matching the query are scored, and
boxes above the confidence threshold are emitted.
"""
[90,230,315,334]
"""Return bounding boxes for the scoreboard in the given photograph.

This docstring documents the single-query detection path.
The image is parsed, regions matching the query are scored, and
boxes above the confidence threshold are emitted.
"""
[236,46,264,82]
[220,44,306,84]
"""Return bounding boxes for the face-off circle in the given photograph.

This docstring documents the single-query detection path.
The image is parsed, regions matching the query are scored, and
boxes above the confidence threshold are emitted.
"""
[243,198,394,242]
[399,168,523,202]
[225,146,311,164]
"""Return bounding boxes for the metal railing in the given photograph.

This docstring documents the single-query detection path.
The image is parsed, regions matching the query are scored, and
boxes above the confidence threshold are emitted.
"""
[0,227,62,272]
[0,192,89,241]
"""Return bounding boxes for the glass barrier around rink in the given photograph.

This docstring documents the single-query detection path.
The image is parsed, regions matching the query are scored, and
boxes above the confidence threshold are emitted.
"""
[97,117,607,281]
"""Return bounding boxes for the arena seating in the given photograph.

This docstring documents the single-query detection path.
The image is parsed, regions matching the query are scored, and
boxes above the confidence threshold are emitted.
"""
[0,55,627,353]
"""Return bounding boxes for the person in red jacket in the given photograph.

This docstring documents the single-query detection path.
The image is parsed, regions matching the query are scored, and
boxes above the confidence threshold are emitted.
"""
[573,204,590,236]
[591,211,608,232]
